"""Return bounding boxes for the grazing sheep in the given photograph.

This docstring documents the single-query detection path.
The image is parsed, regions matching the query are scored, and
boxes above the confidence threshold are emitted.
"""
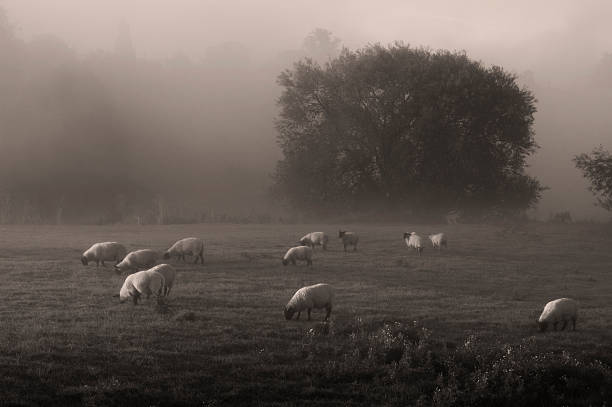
[148,264,176,296]
[428,233,447,250]
[117,269,165,305]
[163,237,204,264]
[538,298,578,332]
[404,232,425,255]
[284,283,334,321]
[299,232,329,250]
[282,246,313,266]
[81,242,127,267]
[338,230,359,252]
[114,249,158,273]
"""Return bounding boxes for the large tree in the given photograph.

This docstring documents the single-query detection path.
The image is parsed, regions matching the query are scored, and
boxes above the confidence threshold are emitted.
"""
[273,43,543,214]
[574,146,612,211]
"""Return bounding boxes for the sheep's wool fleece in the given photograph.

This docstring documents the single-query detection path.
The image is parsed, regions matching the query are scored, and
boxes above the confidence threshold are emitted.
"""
[341,233,359,244]
[429,233,446,245]
[302,232,327,244]
[168,237,203,254]
[147,264,176,287]
[284,246,312,261]
[119,270,165,301]
[84,242,126,260]
[120,249,158,267]
[538,298,578,323]
[407,234,424,248]
[287,283,334,311]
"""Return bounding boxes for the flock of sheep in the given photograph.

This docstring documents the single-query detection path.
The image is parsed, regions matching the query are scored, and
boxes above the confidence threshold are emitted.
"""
[81,229,578,332]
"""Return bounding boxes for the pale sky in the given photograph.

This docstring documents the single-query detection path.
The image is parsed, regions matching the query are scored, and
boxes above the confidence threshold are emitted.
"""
[3,0,612,72]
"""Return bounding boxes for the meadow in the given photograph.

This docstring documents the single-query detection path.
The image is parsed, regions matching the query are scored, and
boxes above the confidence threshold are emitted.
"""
[0,222,611,406]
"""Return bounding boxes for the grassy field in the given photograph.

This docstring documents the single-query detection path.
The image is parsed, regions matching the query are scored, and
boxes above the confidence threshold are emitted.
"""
[0,222,611,406]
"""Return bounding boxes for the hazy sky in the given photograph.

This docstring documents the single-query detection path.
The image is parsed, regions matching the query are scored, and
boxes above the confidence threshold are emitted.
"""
[3,1,612,70]
[2,0,612,219]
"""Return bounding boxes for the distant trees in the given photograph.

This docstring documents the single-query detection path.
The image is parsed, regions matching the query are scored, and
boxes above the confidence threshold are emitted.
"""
[273,43,543,214]
[574,146,612,211]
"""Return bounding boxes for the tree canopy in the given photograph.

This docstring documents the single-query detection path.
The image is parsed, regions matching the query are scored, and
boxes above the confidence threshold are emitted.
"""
[273,43,544,215]
[574,146,612,211]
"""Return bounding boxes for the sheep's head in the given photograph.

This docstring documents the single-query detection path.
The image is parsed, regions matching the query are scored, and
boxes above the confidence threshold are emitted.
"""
[338,230,345,238]
[163,252,171,260]
[538,320,549,332]
[81,256,88,266]
[282,258,289,266]
[113,264,123,274]
[284,306,295,320]
[403,232,410,239]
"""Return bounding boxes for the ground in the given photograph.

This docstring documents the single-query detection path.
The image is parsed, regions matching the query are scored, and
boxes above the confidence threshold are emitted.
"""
[0,222,611,406]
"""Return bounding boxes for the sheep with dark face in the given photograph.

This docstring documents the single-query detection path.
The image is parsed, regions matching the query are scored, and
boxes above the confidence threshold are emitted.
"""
[299,232,329,250]
[114,249,158,273]
[163,237,204,264]
[117,269,165,305]
[284,283,334,321]
[538,298,578,332]
[338,230,359,252]
[282,246,313,266]
[404,232,424,255]
[81,242,127,267]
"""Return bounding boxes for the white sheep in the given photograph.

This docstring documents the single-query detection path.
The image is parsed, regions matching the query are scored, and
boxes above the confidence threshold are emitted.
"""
[147,264,176,296]
[114,249,158,273]
[299,232,329,250]
[163,237,204,264]
[428,233,447,250]
[404,232,424,255]
[81,242,127,267]
[284,283,334,321]
[117,269,165,305]
[538,298,578,332]
[338,230,359,252]
[282,246,313,266]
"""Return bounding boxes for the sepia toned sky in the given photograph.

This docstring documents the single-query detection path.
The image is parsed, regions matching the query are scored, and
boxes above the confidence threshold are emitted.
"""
[2,0,612,219]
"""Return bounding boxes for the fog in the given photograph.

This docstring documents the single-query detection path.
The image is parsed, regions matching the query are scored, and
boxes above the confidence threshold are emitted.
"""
[1,0,611,222]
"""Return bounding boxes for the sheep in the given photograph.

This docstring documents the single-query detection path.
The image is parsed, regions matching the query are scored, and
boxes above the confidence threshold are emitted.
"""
[428,233,447,250]
[299,232,329,250]
[404,232,425,255]
[116,269,165,305]
[163,237,204,264]
[284,283,334,321]
[114,249,158,273]
[338,230,359,252]
[81,242,127,267]
[282,246,313,266]
[147,264,176,296]
[538,298,578,332]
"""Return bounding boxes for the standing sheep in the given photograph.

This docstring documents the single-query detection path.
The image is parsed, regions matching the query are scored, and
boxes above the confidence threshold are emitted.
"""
[284,283,334,321]
[299,232,329,250]
[147,264,176,296]
[404,232,425,256]
[282,246,313,266]
[338,230,359,252]
[428,233,447,250]
[114,249,159,273]
[163,237,204,264]
[81,242,127,267]
[538,298,578,332]
[117,269,165,305]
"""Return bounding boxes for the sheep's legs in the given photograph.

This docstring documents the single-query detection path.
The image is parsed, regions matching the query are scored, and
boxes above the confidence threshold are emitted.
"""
[132,292,140,305]
[307,309,311,321]
[553,322,558,331]
[296,311,301,320]
[353,245,357,252]
[325,306,332,321]
[572,317,577,331]
[561,320,568,331]
[307,259,312,267]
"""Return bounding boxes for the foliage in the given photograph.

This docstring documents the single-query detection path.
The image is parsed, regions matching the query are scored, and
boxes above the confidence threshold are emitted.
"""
[274,43,544,214]
[574,146,612,211]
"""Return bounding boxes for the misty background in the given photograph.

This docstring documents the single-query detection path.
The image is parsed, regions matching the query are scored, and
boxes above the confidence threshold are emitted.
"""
[1,0,611,222]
